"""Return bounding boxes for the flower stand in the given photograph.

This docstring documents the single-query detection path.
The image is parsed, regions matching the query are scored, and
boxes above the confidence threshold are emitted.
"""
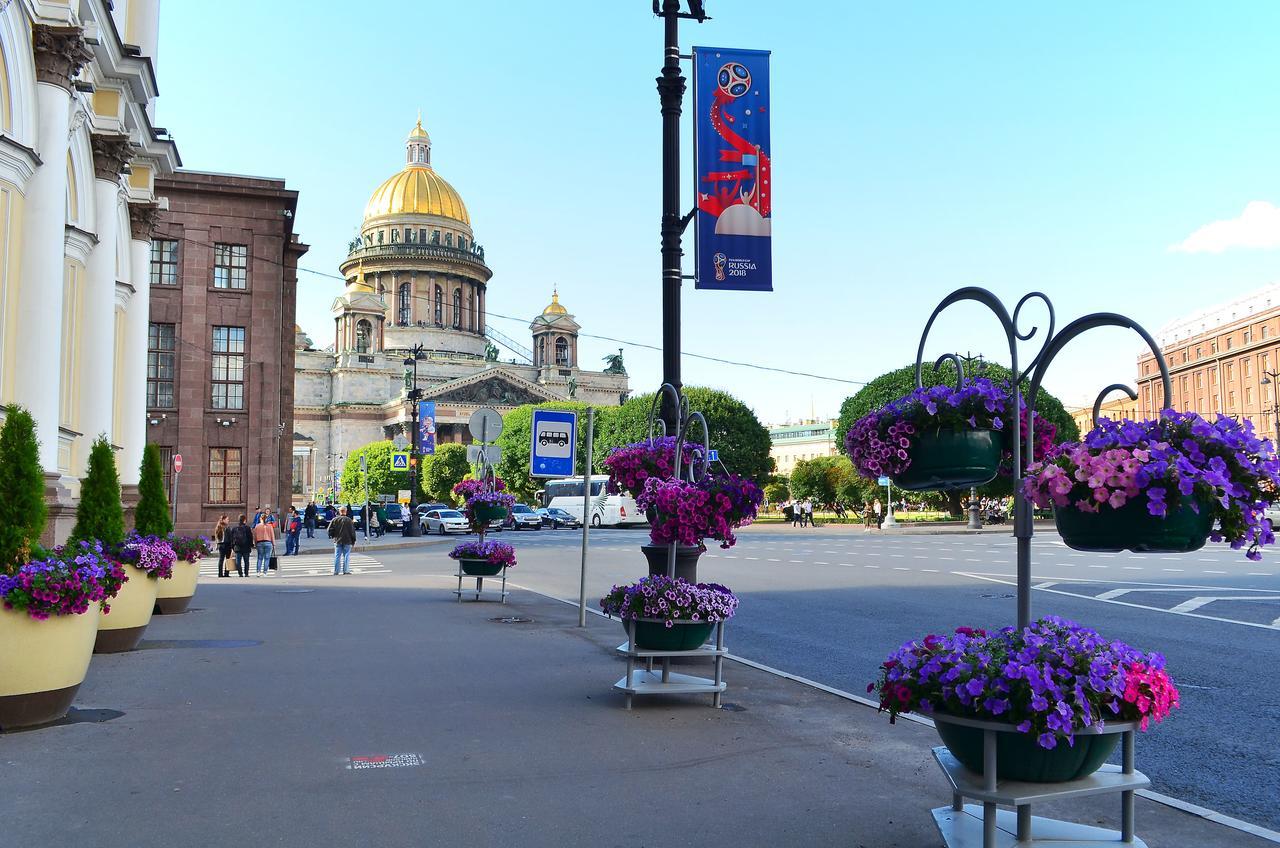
[452,561,509,603]
[929,715,1149,848]
[613,617,726,710]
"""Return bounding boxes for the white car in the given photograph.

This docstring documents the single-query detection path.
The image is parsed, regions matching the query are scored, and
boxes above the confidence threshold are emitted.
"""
[1265,503,1280,526]
[421,508,470,535]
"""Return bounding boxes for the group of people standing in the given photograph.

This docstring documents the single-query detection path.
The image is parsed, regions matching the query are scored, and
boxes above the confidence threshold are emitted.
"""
[782,499,817,527]
[211,505,307,578]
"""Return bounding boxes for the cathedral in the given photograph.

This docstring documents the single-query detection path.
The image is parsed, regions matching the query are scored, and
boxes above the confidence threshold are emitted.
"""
[293,121,630,497]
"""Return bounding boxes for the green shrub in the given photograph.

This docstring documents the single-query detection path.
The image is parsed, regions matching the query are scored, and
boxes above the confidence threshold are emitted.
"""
[134,443,172,536]
[71,436,125,547]
[0,406,47,572]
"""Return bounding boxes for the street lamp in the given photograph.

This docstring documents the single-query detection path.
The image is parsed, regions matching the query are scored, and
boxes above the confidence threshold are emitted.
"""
[1262,372,1280,439]
[403,343,426,536]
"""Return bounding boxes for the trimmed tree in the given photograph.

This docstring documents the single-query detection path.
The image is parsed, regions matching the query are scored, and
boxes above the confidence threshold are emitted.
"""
[71,436,125,547]
[425,443,472,504]
[594,387,774,482]
[0,406,47,571]
[134,443,172,536]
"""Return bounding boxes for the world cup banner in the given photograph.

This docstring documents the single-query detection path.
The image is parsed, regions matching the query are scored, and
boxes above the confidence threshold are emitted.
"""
[693,46,772,292]
[417,401,436,455]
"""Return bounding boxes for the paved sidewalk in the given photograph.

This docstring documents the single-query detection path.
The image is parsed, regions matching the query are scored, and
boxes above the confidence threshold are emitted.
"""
[0,570,1268,847]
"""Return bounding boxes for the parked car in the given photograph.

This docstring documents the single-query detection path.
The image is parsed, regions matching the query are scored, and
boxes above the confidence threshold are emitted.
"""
[421,508,471,535]
[417,503,449,517]
[537,507,581,529]
[505,503,543,530]
[1266,502,1280,525]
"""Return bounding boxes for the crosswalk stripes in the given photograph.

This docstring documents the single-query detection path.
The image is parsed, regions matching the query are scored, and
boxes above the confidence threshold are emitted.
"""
[198,552,390,577]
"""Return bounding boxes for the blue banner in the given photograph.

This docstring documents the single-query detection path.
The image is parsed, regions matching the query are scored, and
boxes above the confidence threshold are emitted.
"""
[693,46,772,292]
[417,401,436,455]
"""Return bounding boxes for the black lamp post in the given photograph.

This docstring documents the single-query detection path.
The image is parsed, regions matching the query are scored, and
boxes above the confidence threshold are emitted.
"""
[654,0,708,433]
[403,343,425,536]
[1262,371,1280,439]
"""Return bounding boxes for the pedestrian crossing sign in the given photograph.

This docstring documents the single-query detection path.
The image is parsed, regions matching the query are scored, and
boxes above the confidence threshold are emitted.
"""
[392,452,409,470]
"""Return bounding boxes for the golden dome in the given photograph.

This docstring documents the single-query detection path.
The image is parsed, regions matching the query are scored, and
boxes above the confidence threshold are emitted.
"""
[364,166,470,225]
[408,116,430,141]
[542,290,568,316]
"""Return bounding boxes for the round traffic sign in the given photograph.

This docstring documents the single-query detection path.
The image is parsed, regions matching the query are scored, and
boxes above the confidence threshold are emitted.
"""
[468,408,503,443]
[173,454,183,474]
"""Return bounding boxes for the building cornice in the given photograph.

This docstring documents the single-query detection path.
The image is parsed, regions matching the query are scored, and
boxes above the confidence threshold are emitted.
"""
[0,134,40,189]
[64,223,98,263]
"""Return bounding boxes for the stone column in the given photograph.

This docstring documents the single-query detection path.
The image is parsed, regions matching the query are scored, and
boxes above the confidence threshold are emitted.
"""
[119,204,160,486]
[80,133,133,456]
[15,26,90,471]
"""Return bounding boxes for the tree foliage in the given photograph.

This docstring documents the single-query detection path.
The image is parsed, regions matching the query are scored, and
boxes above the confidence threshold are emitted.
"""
[71,436,125,547]
[340,441,414,503]
[425,443,472,504]
[0,406,46,571]
[134,443,172,536]
[593,387,774,482]
[494,401,595,503]
[763,480,789,504]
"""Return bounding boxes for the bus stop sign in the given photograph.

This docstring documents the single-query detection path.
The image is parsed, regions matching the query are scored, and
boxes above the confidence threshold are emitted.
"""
[530,409,577,478]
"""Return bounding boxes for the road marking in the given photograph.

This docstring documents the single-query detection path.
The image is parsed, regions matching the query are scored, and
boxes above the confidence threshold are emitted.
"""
[864,565,880,569]
[789,560,804,563]
[1162,568,1184,572]
[745,557,759,561]
[1204,570,1227,575]
[1088,565,1108,569]
[814,561,829,565]
[1122,566,1143,571]
[1249,572,1273,577]
[767,558,781,562]
[921,568,939,573]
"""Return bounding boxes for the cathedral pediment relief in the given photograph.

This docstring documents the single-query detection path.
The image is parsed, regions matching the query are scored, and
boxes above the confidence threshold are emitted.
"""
[424,372,558,407]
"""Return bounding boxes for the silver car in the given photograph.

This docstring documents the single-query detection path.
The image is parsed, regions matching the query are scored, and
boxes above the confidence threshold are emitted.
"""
[421,508,470,535]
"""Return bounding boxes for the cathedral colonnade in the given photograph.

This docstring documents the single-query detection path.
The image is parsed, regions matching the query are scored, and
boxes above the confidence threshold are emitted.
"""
[0,4,178,542]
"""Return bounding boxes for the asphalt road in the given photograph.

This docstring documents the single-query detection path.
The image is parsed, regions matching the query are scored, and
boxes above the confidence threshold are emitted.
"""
[375,523,1280,832]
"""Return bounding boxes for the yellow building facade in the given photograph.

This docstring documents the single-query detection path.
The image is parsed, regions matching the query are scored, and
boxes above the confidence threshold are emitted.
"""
[0,1,178,540]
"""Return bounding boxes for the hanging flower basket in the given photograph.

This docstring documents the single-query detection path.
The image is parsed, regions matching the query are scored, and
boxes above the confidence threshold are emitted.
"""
[471,502,510,524]
[449,540,516,577]
[1056,496,1214,553]
[894,429,1002,492]
[870,618,1179,783]
[1025,411,1280,560]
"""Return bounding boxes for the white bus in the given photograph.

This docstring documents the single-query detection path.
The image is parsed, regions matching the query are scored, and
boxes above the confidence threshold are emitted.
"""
[537,475,645,528]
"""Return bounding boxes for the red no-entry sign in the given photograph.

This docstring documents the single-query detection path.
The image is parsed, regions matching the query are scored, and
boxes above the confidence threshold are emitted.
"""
[173,454,183,474]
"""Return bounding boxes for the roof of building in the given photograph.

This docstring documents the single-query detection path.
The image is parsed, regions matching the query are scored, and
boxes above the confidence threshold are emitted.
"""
[542,290,568,316]
[1153,281,1280,347]
[363,121,470,225]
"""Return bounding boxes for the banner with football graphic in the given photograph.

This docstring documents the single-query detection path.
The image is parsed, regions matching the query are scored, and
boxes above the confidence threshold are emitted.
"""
[693,46,772,292]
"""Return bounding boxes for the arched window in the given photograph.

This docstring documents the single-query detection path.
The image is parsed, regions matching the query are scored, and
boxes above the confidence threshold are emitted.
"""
[555,336,569,366]
[355,319,372,354]
[434,285,443,326]
[398,283,411,325]
[452,289,462,328]
[537,337,545,366]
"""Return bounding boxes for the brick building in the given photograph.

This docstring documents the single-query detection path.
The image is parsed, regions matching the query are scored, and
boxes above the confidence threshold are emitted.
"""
[147,171,307,533]
[1136,283,1280,438]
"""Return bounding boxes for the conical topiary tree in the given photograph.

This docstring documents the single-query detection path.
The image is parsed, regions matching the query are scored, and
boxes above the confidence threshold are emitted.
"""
[134,443,172,536]
[71,436,125,547]
[0,406,47,572]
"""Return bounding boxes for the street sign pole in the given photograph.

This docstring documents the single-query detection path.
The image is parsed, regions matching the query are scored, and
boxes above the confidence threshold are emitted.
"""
[578,407,594,627]
[170,453,182,527]
[883,477,898,528]
[361,453,369,540]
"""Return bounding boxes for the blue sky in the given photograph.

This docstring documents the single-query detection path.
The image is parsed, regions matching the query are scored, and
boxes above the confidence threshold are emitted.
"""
[157,2,1280,424]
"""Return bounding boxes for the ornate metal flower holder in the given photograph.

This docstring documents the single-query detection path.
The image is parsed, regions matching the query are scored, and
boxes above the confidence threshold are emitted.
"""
[453,455,509,604]
[912,288,1172,847]
[612,383,726,708]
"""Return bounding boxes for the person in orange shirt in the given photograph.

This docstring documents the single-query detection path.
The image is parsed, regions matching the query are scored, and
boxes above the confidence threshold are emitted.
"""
[252,513,277,576]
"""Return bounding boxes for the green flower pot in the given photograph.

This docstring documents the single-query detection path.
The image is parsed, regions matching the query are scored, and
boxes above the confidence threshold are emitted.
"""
[934,717,1119,783]
[472,503,509,523]
[458,558,503,576]
[895,429,1002,492]
[642,544,703,583]
[629,619,714,651]
[1056,496,1213,553]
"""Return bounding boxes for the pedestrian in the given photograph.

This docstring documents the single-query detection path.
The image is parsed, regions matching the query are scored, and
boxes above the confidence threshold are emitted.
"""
[304,501,317,539]
[325,503,336,523]
[369,506,382,538]
[252,512,277,576]
[285,506,302,556]
[329,506,357,575]
[873,498,883,529]
[212,514,230,578]
[863,502,874,529]
[783,501,795,526]
[805,499,817,528]
[228,514,253,577]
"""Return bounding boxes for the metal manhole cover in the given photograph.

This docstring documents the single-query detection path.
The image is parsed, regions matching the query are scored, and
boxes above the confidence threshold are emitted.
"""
[489,616,533,624]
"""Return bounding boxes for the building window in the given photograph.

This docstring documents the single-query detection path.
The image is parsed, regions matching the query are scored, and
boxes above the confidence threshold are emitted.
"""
[431,230,440,244]
[149,239,179,285]
[452,289,461,328]
[445,232,453,247]
[1245,358,1252,377]
[1245,328,1253,342]
[208,448,242,504]
[355,319,372,353]
[398,283,411,325]
[537,337,546,366]
[1227,363,1234,380]
[157,446,174,496]
[1264,325,1271,340]
[147,323,176,408]
[419,228,427,243]
[468,288,476,330]
[1246,387,1253,406]
[1181,350,1188,363]
[1226,337,1233,351]
[555,336,569,366]
[213,243,248,289]
[434,285,443,326]
[211,326,245,409]
[1196,373,1203,389]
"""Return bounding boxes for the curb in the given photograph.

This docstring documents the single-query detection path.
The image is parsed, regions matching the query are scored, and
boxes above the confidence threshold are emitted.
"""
[352,537,455,554]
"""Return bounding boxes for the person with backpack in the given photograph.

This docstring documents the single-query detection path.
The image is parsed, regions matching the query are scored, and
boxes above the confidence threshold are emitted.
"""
[228,514,253,577]
[284,506,303,556]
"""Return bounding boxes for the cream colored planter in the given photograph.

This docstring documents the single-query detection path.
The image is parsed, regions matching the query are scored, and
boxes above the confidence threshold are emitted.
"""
[155,560,199,614]
[94,564,159,653]
[0,605,99,729]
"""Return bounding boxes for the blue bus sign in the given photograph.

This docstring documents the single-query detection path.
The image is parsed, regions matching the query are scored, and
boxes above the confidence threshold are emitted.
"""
[531,409,577,478]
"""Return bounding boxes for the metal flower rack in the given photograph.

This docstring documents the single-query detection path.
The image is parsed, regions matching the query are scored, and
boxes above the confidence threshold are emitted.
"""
[453,456,509,604]
[612,383,727,709]
[911,287,1171,848]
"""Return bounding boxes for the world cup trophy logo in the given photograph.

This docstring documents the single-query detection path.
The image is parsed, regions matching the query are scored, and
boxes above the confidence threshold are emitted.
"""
[717,62,751,99]
[713,252,727,281]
